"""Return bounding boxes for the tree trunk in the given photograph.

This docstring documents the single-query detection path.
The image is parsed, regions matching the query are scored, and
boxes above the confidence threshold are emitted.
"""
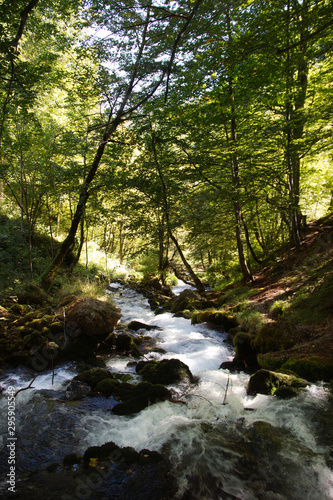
[226,6,252,282]
[151,132,205,293]
[285,0,309,248]
[41,119,119,291]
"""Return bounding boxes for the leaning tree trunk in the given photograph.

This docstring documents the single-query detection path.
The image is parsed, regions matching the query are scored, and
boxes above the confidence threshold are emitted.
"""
[41,119,120,291]
[151,132,205,294]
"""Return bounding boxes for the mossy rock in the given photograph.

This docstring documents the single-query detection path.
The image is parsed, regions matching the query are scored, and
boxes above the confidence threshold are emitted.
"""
[112,381,171,415]
[114,373,134,383]
[16,325,34,337]
[114,334,141,357]
[233,332,259,372]
[17,284,49,306]
[281,356,333,382]
[252,323,295,354]
[247,369,308,396]
[136,358,193,385]
[95,378,120,397]
[9,303,25,315]
[257,354,284,371]
[191,309,237,331]
[163,289,202,313]
[74,368,116,389]
[274,386,301,399]
[244,421,285,454]
[83,441,124,464]
[49,321,63,334]
[23,331,46,349]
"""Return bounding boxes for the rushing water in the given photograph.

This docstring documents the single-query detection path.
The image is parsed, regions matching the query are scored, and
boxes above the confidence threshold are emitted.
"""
[0,282,333,499]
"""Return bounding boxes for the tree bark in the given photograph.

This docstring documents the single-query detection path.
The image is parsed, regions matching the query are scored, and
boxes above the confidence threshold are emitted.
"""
[41,119,120,291]
[151,132,205,293]
[226,6,252,282]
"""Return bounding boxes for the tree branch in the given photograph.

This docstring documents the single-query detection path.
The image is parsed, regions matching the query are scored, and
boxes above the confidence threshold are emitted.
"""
[10,0,40,48]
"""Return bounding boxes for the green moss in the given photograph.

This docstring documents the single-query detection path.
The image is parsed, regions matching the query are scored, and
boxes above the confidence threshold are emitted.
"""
[191,309,237,330]
[9,303,24,315]
[257,354,284,371]
[281,356,333,382]
[247,369,308,396]
[252,323,295,353]
[26,318,48,331]
[95,378,120,396]
[74,368,116,389]
[23,331,46,349]
[16,325,33,337]
[49,321,63,334]
[235,309,265,333]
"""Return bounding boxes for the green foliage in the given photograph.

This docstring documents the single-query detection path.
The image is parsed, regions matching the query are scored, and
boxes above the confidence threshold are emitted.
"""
[235,309,266,334]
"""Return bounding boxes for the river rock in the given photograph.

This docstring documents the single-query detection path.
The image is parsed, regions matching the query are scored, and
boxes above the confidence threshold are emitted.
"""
[128,320,159,331]
[73,368,117,389]
[163,289,203,313]
[247,368,308,396]
[56,296,121,337]
[191,309,238,331]
[65,380,91,400]
[136,358,194,385]
[112,381,171,415]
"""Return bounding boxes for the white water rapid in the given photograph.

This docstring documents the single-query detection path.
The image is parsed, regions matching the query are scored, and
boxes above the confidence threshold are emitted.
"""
[0,281,332,499]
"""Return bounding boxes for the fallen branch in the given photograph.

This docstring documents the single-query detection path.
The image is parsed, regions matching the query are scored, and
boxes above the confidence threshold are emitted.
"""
[14,375,38,398]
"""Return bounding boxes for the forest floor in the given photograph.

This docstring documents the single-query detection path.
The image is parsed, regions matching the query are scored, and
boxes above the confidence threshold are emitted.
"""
[217,213,333,370]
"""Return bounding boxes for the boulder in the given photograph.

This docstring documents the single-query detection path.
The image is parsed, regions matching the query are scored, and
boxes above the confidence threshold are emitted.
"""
[191,310,237,331]
[281,356,333,382]
[136,358,194,385]
[252,323,295,353]
[57,296,121,338]
[65,380,91,400]
[233,332,259,372]
[163,289,203,313]
[247,369,308,396]
[73,368,116,390]
[112,381,171,415]
[127,320,159,331]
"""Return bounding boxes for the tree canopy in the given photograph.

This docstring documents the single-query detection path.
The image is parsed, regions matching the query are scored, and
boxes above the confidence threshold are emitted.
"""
[0,0,332,290]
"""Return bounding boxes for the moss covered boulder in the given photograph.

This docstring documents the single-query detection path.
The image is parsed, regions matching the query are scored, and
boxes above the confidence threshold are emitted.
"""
[191,309,237,331]
[57,296,121,338]
[73,368,116,390]
[163,289,203,314]
[281,356,333,382]
[252,323,296,354]
[247,368,308,396]
[113,333,141,357]
[136,358,194,385]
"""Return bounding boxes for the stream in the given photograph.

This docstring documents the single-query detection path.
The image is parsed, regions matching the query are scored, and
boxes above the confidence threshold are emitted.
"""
[0,281,333,499]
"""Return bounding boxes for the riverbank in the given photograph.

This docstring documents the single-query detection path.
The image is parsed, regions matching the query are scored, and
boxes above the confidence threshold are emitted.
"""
[1,280,332,500]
